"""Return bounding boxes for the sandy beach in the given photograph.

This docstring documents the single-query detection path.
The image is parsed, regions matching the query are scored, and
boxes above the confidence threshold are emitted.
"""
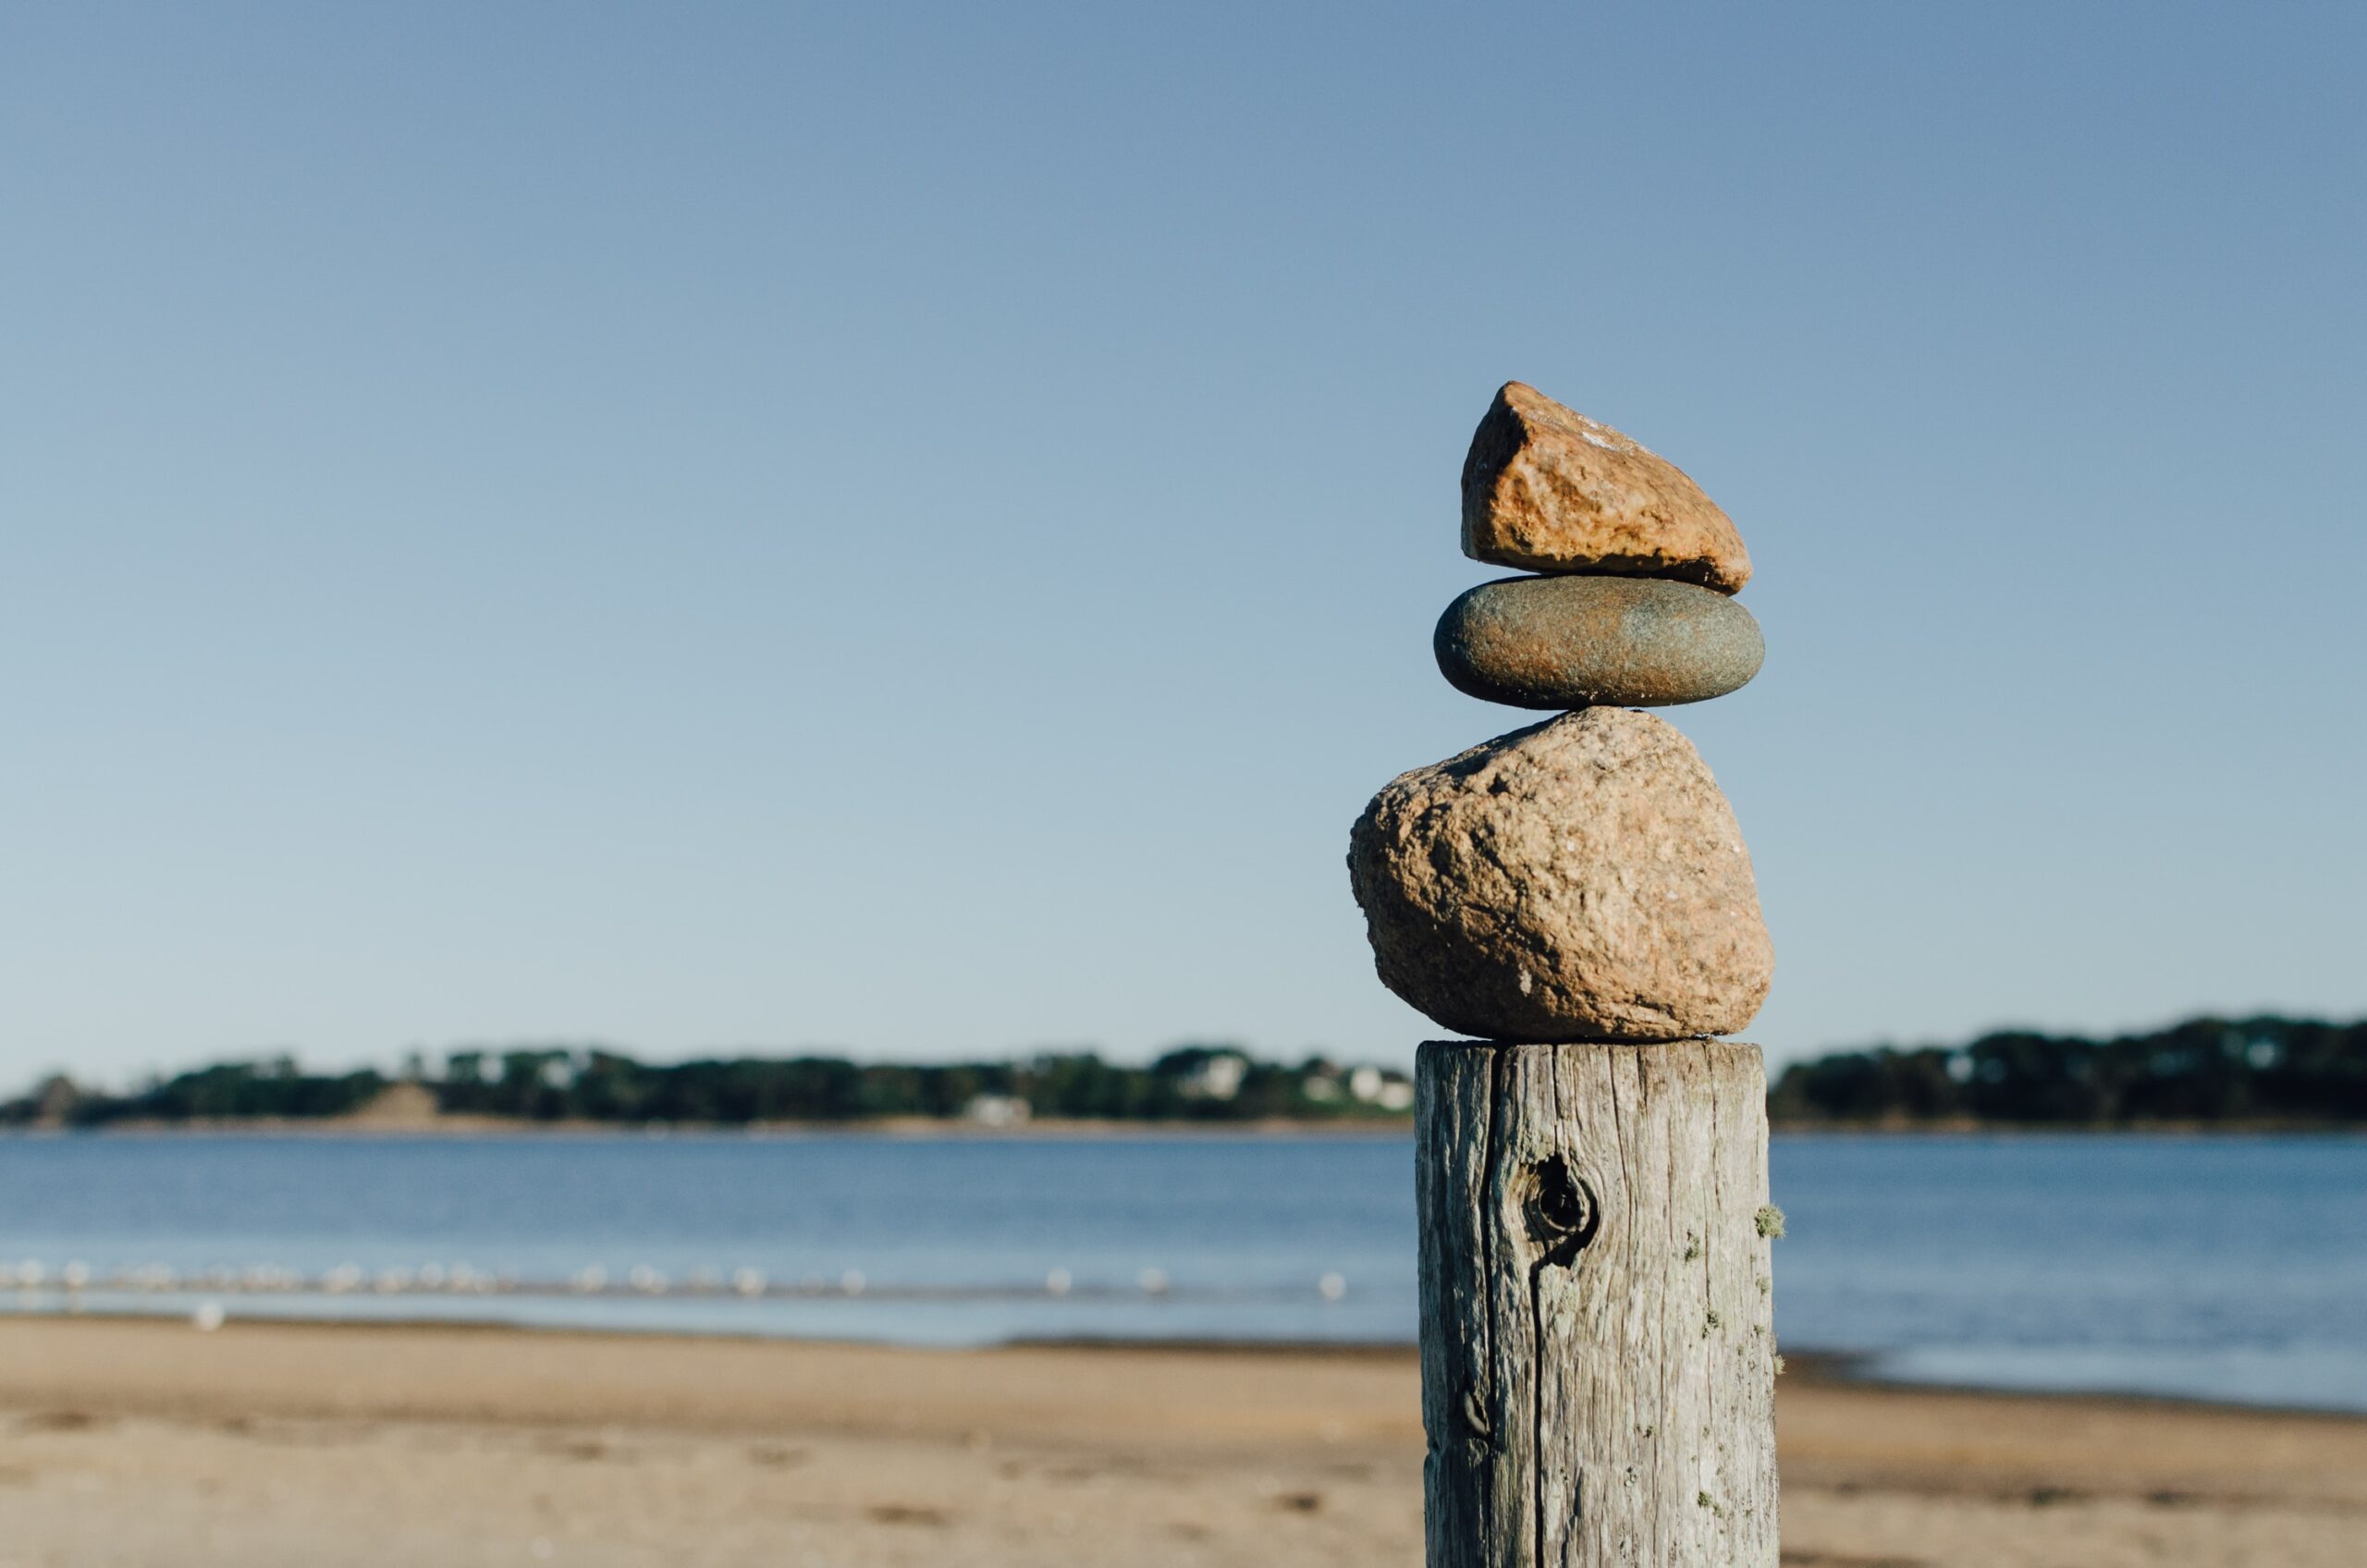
[0,1319,2361,1567]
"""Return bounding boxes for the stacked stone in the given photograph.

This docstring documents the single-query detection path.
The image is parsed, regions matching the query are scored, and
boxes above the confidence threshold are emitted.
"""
[1348,382,1773,1044]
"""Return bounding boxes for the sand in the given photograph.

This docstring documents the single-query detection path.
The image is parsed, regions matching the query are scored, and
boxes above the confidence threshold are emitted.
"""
[1,1318,2361,1567]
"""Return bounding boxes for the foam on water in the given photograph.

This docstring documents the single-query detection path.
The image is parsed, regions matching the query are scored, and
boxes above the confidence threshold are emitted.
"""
[0,1129,2360,1409]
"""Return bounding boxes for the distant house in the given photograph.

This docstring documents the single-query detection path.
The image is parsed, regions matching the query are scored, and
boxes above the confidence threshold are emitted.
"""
[963,1093,1032,1128]
[1152,1045,1253,1102]
[344,1081,442,1127]
[1182,1053,1247,1101]
[1350,1065,1415,1111]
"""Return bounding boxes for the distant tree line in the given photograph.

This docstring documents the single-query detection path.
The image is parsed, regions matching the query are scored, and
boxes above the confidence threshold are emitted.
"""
[10,1016,2360,1130]
[0,1043,1414,1129]
[1768,1015,2367,1127]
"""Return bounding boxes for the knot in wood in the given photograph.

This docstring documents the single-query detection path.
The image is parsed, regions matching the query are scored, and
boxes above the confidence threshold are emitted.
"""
[1525,1155,1598,1263]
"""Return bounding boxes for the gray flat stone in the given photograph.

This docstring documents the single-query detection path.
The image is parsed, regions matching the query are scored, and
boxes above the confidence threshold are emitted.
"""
[1435,574,1763,710]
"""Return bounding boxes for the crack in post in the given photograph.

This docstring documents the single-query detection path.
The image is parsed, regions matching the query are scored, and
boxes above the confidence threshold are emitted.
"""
[1526,1057,1599,1568]
[1477,1046,1507,1544]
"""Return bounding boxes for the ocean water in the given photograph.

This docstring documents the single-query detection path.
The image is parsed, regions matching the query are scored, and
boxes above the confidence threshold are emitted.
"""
[1772,1133,2367,1412]
[0,1130,2361,1412]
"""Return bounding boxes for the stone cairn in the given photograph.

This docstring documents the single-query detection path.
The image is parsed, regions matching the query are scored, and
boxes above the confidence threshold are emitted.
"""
[1351,383,1781,1568]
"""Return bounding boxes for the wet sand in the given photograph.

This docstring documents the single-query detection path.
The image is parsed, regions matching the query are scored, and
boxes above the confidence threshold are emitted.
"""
[0,1317,2361,1567]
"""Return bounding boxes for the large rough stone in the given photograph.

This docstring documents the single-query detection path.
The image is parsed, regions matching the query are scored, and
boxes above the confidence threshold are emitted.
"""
[1461,383,1753,594]
[1347,707,1772,1042]
[1435,574,1764,710]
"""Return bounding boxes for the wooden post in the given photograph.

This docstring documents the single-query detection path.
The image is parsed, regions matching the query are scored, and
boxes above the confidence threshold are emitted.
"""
[1416,1039,1779,1568]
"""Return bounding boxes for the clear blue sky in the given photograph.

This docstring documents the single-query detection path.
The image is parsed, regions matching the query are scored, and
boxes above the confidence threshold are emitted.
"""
[5,4,2361,1086]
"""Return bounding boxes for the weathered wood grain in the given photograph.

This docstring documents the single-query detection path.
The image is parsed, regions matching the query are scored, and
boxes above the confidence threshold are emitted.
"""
[1417,1040,1778,1567]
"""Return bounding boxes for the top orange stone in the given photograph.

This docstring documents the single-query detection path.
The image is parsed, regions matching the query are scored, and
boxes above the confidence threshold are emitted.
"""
[1460,383,1752,594]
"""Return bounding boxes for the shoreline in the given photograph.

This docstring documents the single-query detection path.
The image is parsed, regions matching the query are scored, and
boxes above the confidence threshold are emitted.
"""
[0,1114,1419,1139]
[3,1316,2362,1567]
[5,1116,2361,1139]
[6,1308,2359,1424]
[8,1310,2365,1432]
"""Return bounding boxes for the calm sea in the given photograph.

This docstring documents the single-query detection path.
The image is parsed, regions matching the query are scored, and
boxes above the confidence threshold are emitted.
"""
[1,1131,2361,1412]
